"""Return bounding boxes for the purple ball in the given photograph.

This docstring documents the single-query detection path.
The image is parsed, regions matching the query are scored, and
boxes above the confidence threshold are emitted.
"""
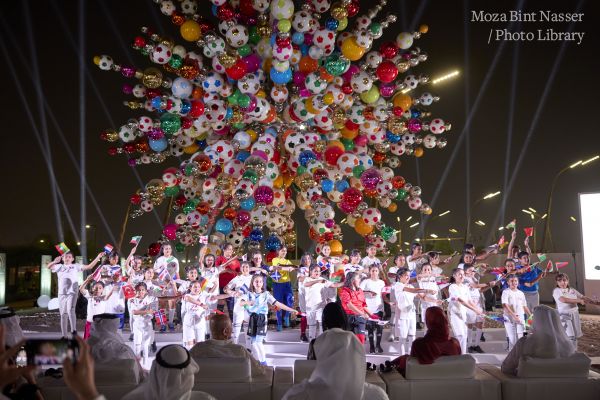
[379,83,396,98]
[122,84,133,95]
[242,54,261,74]
[254,185,274,205]
[121,66,136,78]
[128,158,137,167]
[293,71,306,86]
[148,128,165,140]
[360,168,382,190]
[407,118,422,133]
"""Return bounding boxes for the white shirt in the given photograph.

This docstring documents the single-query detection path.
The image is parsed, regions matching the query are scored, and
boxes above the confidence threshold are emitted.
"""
[51,263,83,295]
[360,256,380,269]
[226,275,253,311]
[463,275,482,302]
[316,256,338,274]
[129,295,157,324]
[153,256,180,279]
[304,277,333,311]
[502,288,527,322]
[448,283,471,320]
[104,283,126,314]
[393,282,417,319]
[553,287,583,314]
[406,255,426,271]
[201,268,220,293]
[127,269,144,285]
[343,264,363,276]
[417,276,439,305]
[82,290,107,322]
[182,293,209,319]
[360,279,385,313]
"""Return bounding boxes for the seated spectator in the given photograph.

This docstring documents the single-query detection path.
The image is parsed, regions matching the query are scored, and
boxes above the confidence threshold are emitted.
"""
[0,308,24,347]
[307,302,347,360]
[88,313,137,363]
[123,345,214,400]
[189,313,269,378]
[501,305,575,376]
[384,306,461,374]
[283,328,388,400]
[0,325,40,400]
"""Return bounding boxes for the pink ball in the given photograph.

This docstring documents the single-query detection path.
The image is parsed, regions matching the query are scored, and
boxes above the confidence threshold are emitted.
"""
[254,185,274,205]
[360,168,382,190]
[342,64,360,82]
[242,54,261,73]
[163,223,178,240]
[354,134,368,147]
[379,83,396,98]
[407,118,422,133]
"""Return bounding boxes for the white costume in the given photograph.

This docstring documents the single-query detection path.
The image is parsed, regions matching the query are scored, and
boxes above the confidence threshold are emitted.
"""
[417,276,439,329]
[463,275,484,350]
[297,266,309,315]
[552,287,584,345]
[154,256,180,325]
[304,277,334,340]
[501,305,575,376]
[392,282,417,355]
[502,287,527,350]
[50,263,83,336]
[182,293,209,345]
[130,295,158,364]
[81,289,107,323]
[88,315,137,362]
[448,283,471,354]
[122,345,214,400]
[360,256,380,269]
[225,274,253,346]
[282,328,388,400]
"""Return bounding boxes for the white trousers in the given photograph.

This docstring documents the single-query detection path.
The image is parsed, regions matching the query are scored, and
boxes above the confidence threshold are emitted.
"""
[397,313,416,355]
[449,312,468,354]
[389,310,400,339]
[232,308,249,347]
[307,307,324,340]
[182,314,206,344]
[504,321,524,351]
[133,319,153,364]
[59,294,77,337]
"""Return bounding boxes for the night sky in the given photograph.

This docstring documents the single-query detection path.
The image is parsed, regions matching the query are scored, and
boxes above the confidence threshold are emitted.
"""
[1,0,599,256]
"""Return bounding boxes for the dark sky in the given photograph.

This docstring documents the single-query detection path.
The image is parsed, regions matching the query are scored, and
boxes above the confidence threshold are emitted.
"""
[1,0,599,255]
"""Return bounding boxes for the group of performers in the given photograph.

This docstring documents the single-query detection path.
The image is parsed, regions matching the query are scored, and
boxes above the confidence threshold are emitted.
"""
[47,226,599,365]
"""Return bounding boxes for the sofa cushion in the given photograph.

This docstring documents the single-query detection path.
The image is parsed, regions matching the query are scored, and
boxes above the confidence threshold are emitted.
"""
[294,360,317,383]
[194,357,251,383]
[406,355,476,380]
[95,359,140,385]
[517,353,591,378]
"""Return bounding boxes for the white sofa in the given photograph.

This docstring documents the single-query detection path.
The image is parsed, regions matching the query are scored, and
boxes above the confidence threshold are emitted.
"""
[480,353,600,400]
[38,359,141,400]
[379,355,501,400]
[192,357,274,400]
[271,359,386,400]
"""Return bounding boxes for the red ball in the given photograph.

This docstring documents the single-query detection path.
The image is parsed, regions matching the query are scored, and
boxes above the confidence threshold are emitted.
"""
[189,100,205,118]
[123,143,136,154]
[376,60,398,83]
[107,147,118,156]
[392,106,404,116]
[379,42,399,59]
[175,194,187,207]
[276,36,291,47]
[130,193,142,205]
[341,82,353,95]
[346,1,360,17]
[324,146,344,166]
[145,88,162,99]
[265,251,277,263]
[180,117,193,129]
[148,242,161,257]
[225,60,247,80]
[133,36,146,49]
[239,0,256,16]
[345,119,359,131]
[217,3,234,20]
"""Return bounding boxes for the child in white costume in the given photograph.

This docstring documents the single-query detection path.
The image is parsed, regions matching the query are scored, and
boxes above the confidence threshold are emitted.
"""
[303,266,344,340]
[416,263,443,332]
[153,243,180,332]
[360,265,386,354]
[224,261,254,346]
[181,280,210,348]
[129,282,158,365]
[553,272,599,349]
[297,254,313,342]
[502,275,531,350]
[463,265,494,353]
[393,268,438,355]
[448,268,485,354]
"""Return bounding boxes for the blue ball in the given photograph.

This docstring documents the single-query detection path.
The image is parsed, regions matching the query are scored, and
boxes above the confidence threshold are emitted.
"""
[325,18,339,31]
[236,151,250,162]
[321,179,334,193]
[149,137,168,152]
[249,228,264,242]
[180,101,191,114]
[292,32,305,45]
[335,179,349,192]
[410,108,421,118]
[270,67,292,85]
[298,150,317,167]
[264,234,282,251]
[215,218,233,235]
[225,107,234,119]
[240,197,255,211]
[386,131,402,143]
[151,96,163,110]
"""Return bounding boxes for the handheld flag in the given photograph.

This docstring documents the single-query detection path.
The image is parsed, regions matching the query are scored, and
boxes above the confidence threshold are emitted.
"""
[122,283,135,299]
[329,269,345,283]
[154,309,167,325]
[270,270,282,281]
[130,236,142,245]
[103,244,114,254]
[199,277,209,292]
[55,242,70,255]
[90,267,102,282]
[555,261,569,269]
[506,219,516,229]
[537,253,547,262]
[382,286,391,295]
[484,314,507,323]
[239,284,249,295]
[158,268,169,281]
[524,227,534,237]
[545,260,554,272]
[524,314,533,329]
[199,235,208,245]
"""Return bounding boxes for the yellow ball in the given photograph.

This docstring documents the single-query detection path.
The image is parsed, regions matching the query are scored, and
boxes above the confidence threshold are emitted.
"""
[341,37,365,61]
[328,239,343,256]
[277,19,292,33]
[273,175,284,189]
[256,89,266,98]
[414,147,424,157]
[305,99,320,114]
[337,17,348,31]
[419,24,429,34]
[323,93,335,105]
[183,143,200,154]
[392,93,412,111]
[247,129,258,142]
[93,56,101,66]
[180,20,202,42]
[340,126,358,140]
[359,86,380,104]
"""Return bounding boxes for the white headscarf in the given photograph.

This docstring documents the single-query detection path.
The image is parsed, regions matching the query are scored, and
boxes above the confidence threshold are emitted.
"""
[0,308,24,347]
[282,328,388,400]
[123,345,200,400]
[522,305,575,359]
[88,314,136,362]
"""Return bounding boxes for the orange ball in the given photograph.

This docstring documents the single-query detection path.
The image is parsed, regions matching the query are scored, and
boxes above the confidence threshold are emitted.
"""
[340,126,359,140]
[393,93,412,110]
[363,188,377,198]
[354,218,374,236]
[328,239,343,256]
[196,202,210,215]
[414,147,424,157]
[372,152,386,164]
[299,55,319,74]
[327,140,345,151]
[387,202,398,212]
[223,208,237,220]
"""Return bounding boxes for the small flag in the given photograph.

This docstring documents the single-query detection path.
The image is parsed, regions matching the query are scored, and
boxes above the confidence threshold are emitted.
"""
[545,260,554,272]
[270,271,282,281]
[122,284,135,299]
[158,268,169,281]
[199,235,208,244]
[199,277,209,292]
[437,283,451,290]
[524,227,534,237]
[537,253,547,262]
[524,314,533,329]
[329,269,345,283]
[90,267,102,282]
[484,314,507,323]
[130,236,142,245]
[555,261,569,269]
[55,242,70,255]
[506,220,516,229]
[382,286,391,294]
[103,244,114,254]
[154,309,167,325]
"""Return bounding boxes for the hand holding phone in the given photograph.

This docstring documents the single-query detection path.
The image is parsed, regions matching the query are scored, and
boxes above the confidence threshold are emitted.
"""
[24,338,79,367]
[63,336,100,400]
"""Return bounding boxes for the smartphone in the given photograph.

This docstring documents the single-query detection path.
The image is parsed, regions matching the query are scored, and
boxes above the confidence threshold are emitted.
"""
[21,338,79,367]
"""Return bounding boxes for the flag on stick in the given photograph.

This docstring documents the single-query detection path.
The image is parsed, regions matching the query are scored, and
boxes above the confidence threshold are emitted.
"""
[524,227,534,237]
[154,309,167,325]
[158,268,169,281]
[497,236,505,248]
[506,220,516,229]
[55,242,70,255]
[545,260,554,272]
[103,244,114,254]
[329,269,345,283]
[90,267,102,282]
[122,283,135,299]
[537,253,547,262]
[555,262,569,269]
[130,236,142,245]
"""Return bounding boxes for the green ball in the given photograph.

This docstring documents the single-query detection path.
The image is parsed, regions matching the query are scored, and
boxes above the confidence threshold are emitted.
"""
[242,169,259,184]
[381,225,395,241]
[164,186,180,197]
[341,138,354,151]
[277,19,292,33]
[337,17,348,31]
[175,242,185,253]
[360,86,380,104]
[168,54,183,69]
[232,122,246,130]
[238,94,251,108]
[237,44,252,57]
[183,199,199,214]
[396,188,409,201]
[160,113,181,135]
[324,53,350,76]
[249,26,261,44]
[296,165,307,175]
[352,165,365,178]
[369,22,382,36]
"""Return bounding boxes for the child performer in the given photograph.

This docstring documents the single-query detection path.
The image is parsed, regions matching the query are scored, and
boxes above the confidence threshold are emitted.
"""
[553,273,600,348]
[316,245,340,304]
[361,245,381,269]
[448,268,485,354]
[129,282,158,366]
[360,265,386,354]
[463,265,495,353]
[181,280,210,349]
[224,261,253,347]
[270,246,297,331]
[125,243,144,285]
[47,251,103,337]
[303,265,344,341]
[153,243,180,332]
[240,275,297,365]
[343,250,364,276]
[104,272,127,334]
[177,266,200,295]
[297,254,313,342]
[416,263,443,332]
[99,251,123,284]
[80,274,113,339]
[215,243,240,320]
[502,275,531,350]
[393,268,438,355]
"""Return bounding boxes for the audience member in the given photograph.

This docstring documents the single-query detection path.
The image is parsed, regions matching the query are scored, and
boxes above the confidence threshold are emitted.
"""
[88,313,138,363]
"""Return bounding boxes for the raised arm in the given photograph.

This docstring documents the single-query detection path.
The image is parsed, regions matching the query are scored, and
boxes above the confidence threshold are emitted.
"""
[507,229,517,255]
[82,253,104,271]
[47,256,62,270]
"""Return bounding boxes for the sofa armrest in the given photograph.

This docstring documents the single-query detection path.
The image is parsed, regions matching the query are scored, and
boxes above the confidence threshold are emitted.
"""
[366,370,386,391]
[272,367,294,400]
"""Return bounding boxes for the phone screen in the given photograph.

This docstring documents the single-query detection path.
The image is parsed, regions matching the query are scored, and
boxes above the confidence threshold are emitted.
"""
[24,339,78,367]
